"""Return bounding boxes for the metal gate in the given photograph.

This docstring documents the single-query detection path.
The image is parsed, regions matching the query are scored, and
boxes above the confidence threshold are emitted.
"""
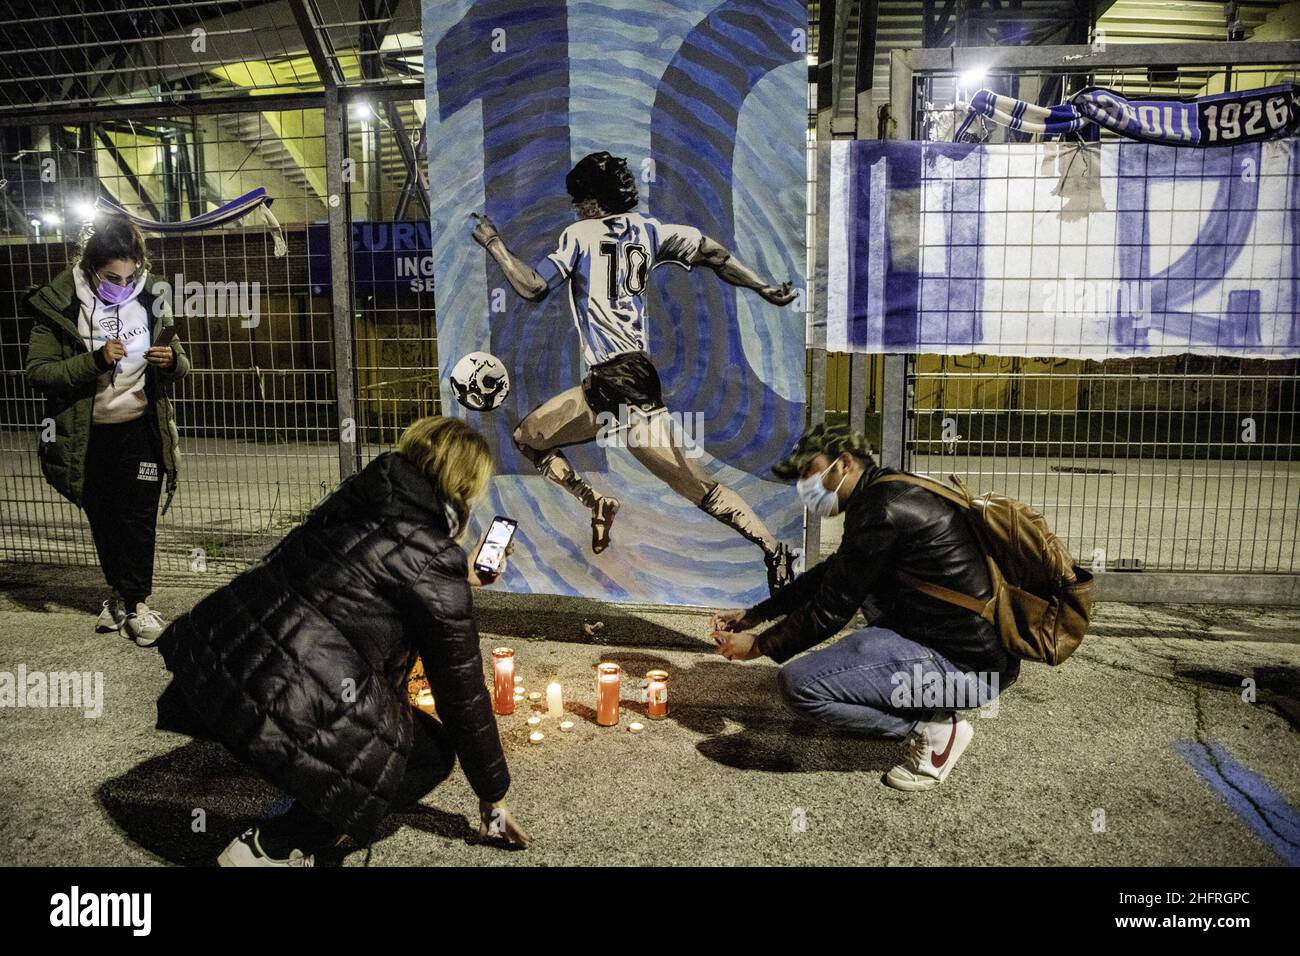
[0,93,438,579]
[874,40,1300,600]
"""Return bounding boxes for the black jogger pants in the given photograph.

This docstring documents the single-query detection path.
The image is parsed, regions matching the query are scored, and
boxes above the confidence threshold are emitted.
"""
[82,415,163,609]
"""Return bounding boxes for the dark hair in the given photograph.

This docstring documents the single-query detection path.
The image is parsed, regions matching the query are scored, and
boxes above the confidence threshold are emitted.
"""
[565,151,639,214]
[78,215,149,289]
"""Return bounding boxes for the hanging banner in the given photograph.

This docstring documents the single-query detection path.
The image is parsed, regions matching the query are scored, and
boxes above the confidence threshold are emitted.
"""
[826,137,1300,359]
[422,0,807,606]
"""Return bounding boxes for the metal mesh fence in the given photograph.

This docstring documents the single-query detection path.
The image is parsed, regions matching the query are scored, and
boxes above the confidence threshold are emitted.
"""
[2,9,1297,590]
[908,355,1298,573]
[883,59,1300,575]
[0,97,438,579]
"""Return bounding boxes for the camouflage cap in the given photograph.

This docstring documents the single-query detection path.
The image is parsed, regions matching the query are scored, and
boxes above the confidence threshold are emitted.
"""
[771,421,874,480]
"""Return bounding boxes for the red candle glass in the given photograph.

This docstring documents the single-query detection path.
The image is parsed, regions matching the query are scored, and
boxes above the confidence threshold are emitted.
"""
[492,648,515,715]
[596,662,621,726]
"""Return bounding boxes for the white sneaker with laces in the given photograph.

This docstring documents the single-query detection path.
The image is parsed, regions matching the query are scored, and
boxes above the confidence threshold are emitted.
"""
[95,596,127,634]
[885,713,974,792]
[124,604,167,647]
[217,828,314,868]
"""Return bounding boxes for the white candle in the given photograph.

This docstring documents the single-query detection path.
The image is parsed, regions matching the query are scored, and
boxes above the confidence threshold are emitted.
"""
[559,720,575,732]
[546,681,563,719]
[628,722,645,733]
[528,691,542,702]
[529,731,545,745]
[514,675,523,685]
[526,715,541,727]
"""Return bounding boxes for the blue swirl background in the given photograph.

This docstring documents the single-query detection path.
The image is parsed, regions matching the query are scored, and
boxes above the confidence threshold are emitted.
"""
[422,0,806,606]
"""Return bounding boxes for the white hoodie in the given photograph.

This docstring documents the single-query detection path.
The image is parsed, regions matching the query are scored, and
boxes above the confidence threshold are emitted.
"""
[73,263,151,424]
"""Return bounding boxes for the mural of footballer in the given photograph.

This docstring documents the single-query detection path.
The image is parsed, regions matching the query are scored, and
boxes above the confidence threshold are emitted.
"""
[471,151,798,595]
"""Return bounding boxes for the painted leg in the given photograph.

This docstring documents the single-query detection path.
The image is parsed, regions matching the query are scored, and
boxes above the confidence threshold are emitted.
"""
[513,385,620,553]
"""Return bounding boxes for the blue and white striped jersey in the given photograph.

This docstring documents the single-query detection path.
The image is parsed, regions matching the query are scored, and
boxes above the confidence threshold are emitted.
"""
[538,213,703,367]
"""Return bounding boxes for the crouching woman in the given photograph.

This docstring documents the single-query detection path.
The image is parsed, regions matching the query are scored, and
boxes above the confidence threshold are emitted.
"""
[155,415,530,865]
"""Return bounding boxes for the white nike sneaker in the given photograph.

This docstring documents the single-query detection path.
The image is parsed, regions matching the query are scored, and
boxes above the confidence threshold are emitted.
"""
[124,604,167,647]
[95,596,127,634]
[885,714,974,792]
[217,828,314,868]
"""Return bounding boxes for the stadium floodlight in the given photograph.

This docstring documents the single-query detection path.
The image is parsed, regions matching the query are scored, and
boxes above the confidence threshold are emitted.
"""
[957,67,988,94]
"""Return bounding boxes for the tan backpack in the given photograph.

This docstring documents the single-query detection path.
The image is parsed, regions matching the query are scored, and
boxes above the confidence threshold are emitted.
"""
[870,473,1094,665]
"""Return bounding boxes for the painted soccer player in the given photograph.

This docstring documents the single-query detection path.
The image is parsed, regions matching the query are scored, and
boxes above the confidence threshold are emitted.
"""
[471,151,797,594]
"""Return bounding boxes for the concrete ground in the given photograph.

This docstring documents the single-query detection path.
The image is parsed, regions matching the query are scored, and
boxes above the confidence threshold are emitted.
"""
[0,562,1298,867]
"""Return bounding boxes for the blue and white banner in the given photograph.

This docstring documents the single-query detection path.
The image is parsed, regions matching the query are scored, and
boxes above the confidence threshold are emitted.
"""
[1073,84,1300,148]
[422,0,806,606]
[826,138,1300,358]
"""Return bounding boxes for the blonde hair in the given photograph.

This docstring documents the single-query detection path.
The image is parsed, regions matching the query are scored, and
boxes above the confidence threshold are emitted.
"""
[396,415,493,537]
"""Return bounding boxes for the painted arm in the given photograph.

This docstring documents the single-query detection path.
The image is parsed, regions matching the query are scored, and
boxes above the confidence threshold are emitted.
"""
[470,213,549,302]
[692,235,797,306]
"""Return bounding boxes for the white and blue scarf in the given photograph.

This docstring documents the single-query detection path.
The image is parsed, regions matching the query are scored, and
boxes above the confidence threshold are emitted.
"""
[954,89,1085,141]
[1072,84,1300,147]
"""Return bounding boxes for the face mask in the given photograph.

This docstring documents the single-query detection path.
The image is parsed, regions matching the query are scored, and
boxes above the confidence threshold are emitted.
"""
[96,276,136,305]
[796,460,848,518]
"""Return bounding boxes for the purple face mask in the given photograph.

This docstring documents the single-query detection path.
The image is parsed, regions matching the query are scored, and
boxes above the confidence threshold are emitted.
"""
[95,271,137,305]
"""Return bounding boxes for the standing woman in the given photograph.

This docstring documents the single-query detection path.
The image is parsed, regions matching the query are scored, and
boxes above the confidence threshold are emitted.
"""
[24,215,190,646]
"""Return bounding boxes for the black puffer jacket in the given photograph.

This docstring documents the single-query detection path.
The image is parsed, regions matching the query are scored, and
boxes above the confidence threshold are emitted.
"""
[752,463,1019,678]
[156,452,509,841]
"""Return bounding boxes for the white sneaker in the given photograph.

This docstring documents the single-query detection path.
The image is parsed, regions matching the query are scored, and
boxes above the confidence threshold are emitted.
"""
[217,828,314,868]
[124,604,167,647]
[95,596,127,634]
[885,714,974,792]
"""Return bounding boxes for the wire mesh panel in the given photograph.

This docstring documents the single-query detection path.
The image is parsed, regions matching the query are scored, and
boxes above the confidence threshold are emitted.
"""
[0,0,444,583]
[344,95,440,458]
[890,57,1300,577]
[0,106,346,578]
[909,356,1299,572]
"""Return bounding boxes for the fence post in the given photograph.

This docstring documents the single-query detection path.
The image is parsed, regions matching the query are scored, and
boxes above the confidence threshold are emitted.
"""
[324,87,359,479]
[880,354,908,469]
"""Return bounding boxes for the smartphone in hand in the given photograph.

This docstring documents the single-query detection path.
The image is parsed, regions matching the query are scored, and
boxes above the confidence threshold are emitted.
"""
[474,516,517,577]
[154,326,176,347]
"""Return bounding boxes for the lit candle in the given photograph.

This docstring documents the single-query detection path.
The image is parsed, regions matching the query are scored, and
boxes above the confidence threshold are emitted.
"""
[546,681,563,719]
[528,691,542,702]
[529,731,545,745]
[514,676,523,686]
[492,648,516,715]
[559,720,575,732]
[596,662,621,726]
[526,715,541,727]
[643,669,669,720]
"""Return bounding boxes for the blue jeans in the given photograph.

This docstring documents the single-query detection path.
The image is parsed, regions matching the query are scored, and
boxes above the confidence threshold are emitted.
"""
[777,626,1005,739]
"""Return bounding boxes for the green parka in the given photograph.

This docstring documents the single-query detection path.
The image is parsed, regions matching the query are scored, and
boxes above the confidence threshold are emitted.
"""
[24,266,191,508]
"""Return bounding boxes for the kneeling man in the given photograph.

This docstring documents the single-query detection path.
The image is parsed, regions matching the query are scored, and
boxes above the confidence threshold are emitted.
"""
[711,423,1018,790]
